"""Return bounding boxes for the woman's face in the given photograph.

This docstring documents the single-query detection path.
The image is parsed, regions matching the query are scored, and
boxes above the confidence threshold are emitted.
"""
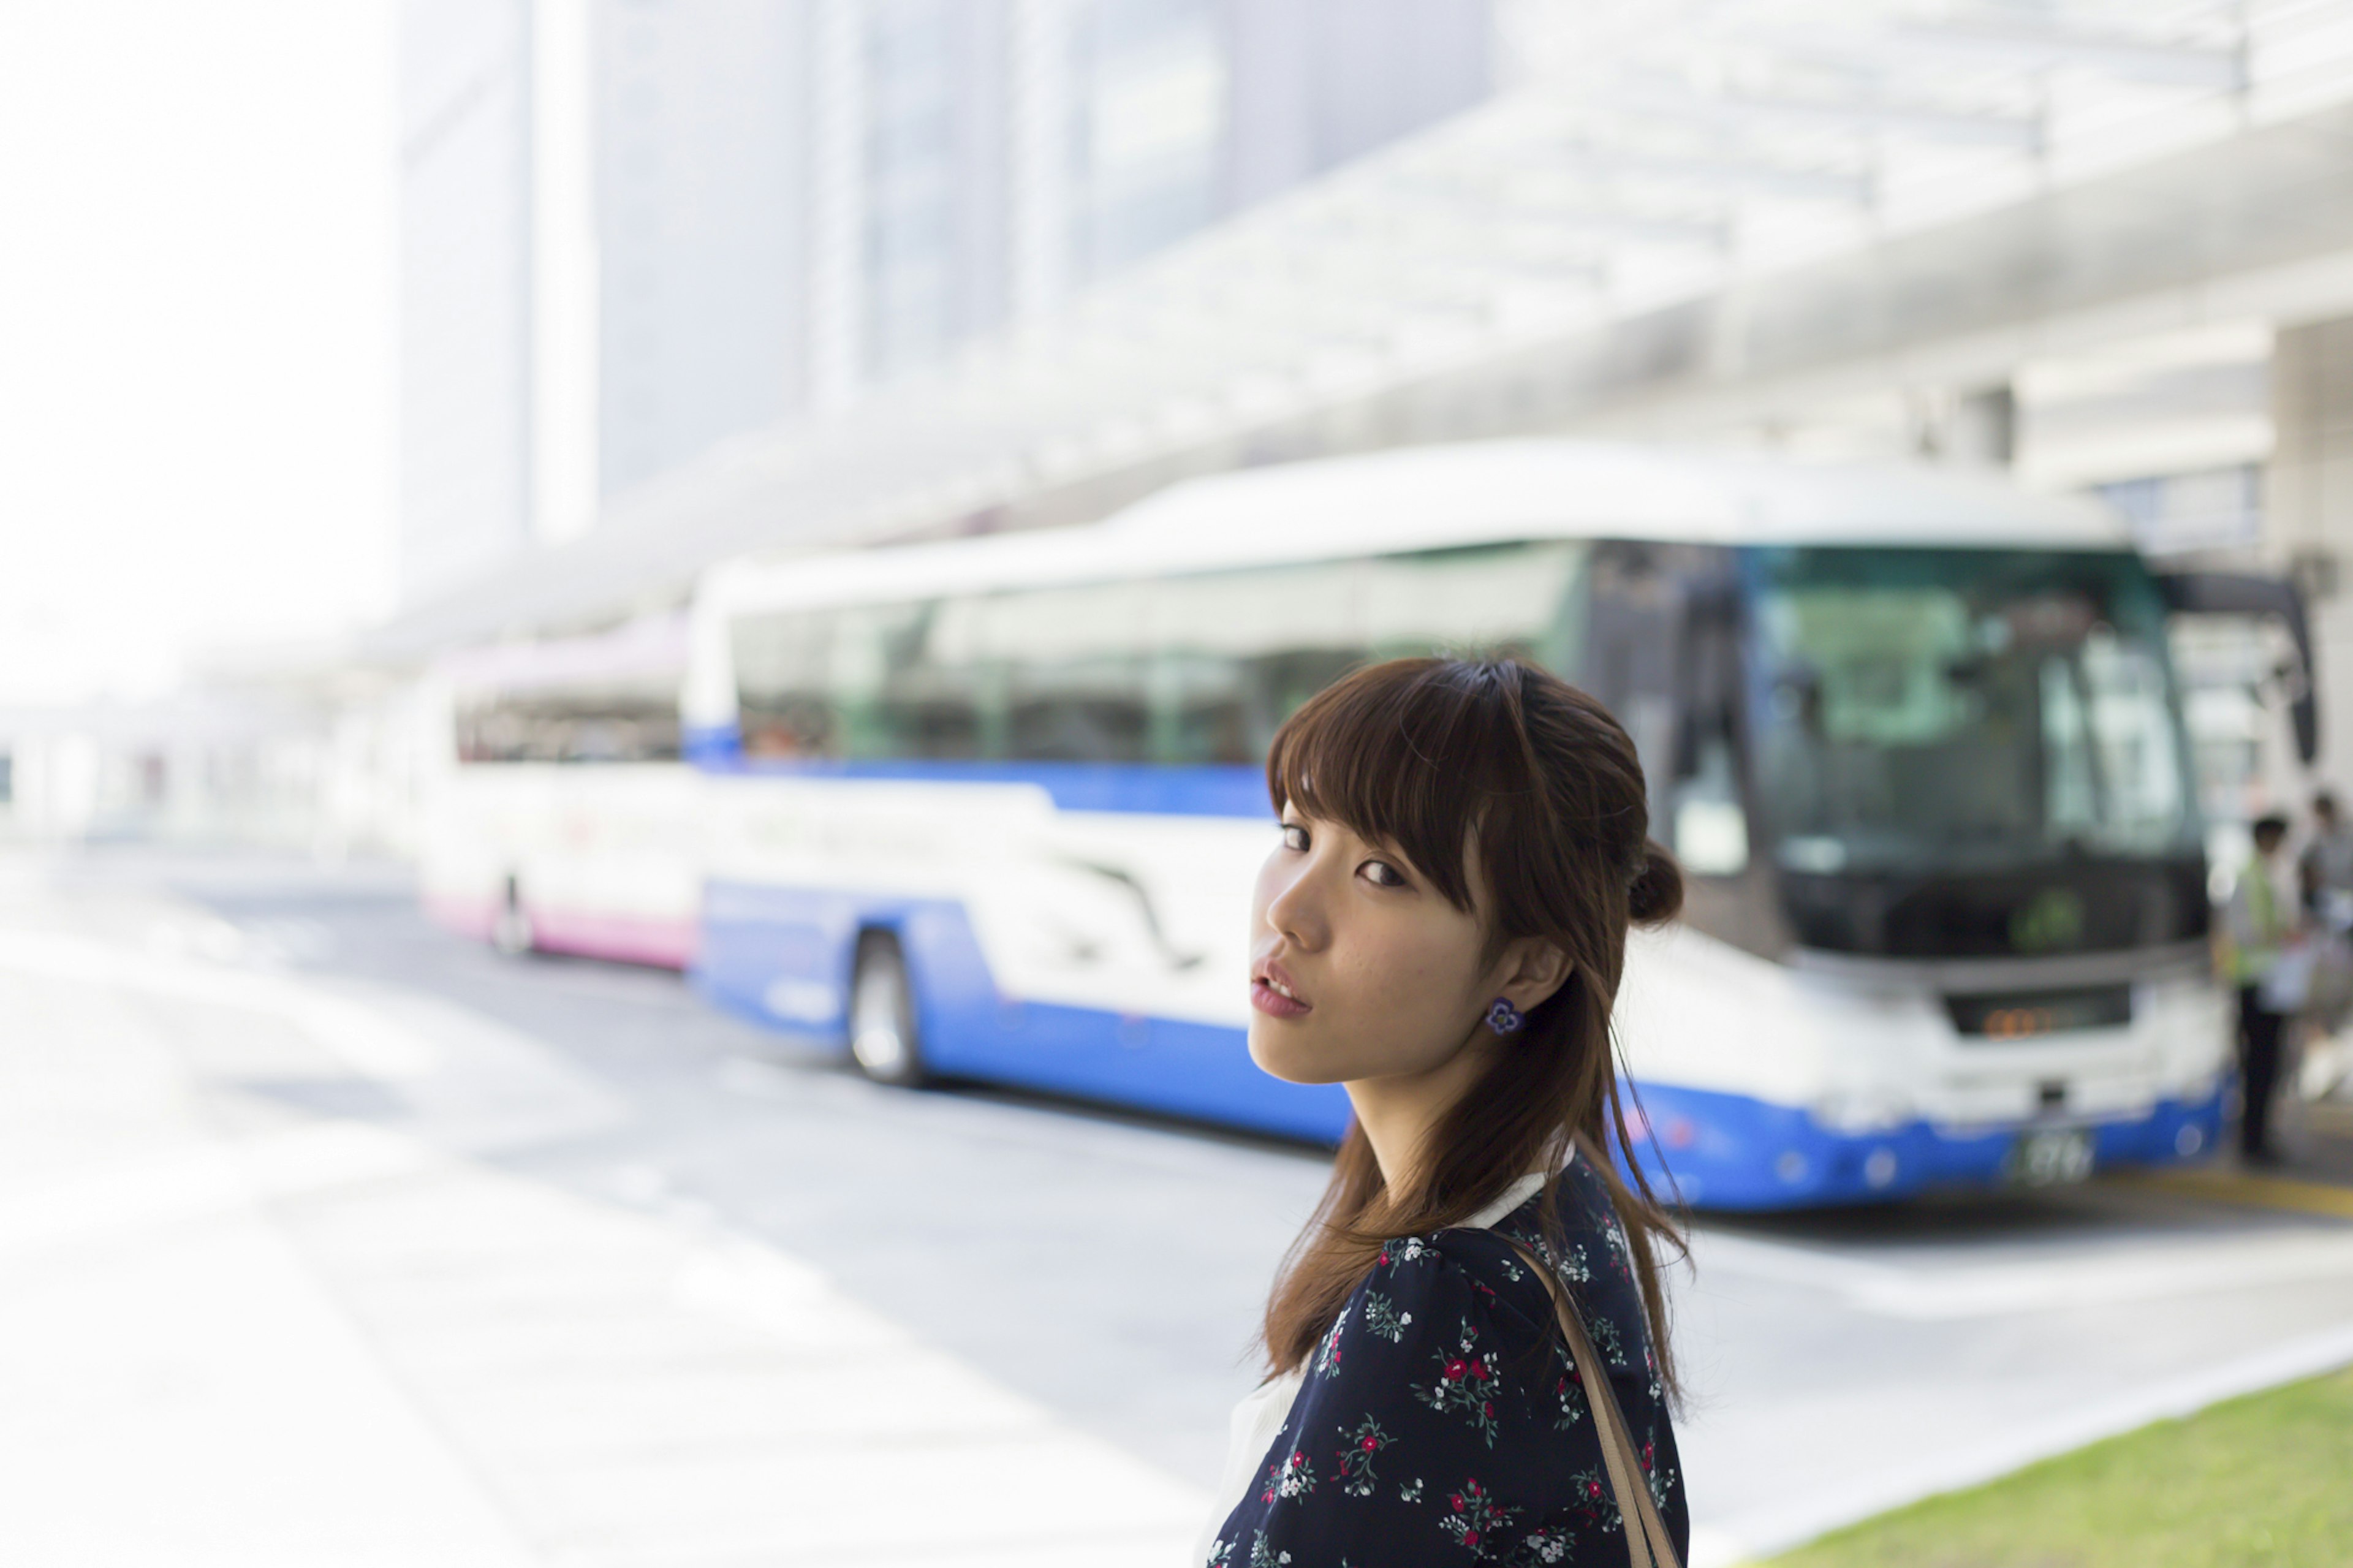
[1246,809,1502,1086]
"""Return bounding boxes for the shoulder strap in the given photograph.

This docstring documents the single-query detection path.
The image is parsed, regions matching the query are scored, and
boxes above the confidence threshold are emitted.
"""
[1504,1238,1681,1568]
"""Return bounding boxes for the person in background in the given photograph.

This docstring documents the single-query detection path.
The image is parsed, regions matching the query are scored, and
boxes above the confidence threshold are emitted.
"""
[2299,790,2353,925]
[2296,789,2353,1045]
[2225,814,2298,1165]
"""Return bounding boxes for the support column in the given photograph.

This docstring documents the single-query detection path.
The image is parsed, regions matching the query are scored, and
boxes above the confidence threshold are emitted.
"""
[1908,384,2015,466]
[2268,318,2353,789]
[1950,385,2016,466]
[529,0,599,543]
[808,0,866,412]
[1008,0,1072,327]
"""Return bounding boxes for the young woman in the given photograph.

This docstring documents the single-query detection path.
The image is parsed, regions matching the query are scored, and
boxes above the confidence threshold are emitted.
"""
[1197,657,1689,1567]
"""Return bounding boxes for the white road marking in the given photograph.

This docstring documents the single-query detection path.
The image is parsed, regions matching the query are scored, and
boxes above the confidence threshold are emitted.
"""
[0,1121,429,1254]
[1691,1224,2353,1319]
[0,925,440,1078]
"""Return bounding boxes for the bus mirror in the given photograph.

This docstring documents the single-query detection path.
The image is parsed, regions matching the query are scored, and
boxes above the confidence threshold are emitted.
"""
[2157,571,2319,766]
[1942,652,1992,687]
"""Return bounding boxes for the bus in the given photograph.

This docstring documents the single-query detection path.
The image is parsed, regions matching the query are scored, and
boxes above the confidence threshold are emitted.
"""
[421,614,703,968]
[669,441,2311,1206]
[400,440,2296,1205]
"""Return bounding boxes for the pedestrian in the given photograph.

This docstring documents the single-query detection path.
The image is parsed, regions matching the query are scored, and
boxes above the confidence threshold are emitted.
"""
[1197,657,1688,1568]
[2224,814,2298,1166]
[2298,789,2353,925]
[2298,791,2353,1032]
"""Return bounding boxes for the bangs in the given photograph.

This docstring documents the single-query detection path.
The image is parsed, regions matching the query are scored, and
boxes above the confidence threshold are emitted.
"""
[1266,658,1533,914]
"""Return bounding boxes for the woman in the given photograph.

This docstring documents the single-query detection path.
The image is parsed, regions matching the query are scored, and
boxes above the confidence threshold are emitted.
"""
[1197,657,1689,1567]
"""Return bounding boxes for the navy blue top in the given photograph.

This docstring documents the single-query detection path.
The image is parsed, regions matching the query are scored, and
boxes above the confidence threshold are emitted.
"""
[1205,1154,1688,1566]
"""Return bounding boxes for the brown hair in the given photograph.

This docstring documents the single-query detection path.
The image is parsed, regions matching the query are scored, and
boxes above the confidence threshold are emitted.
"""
[1259,656,1685,1390]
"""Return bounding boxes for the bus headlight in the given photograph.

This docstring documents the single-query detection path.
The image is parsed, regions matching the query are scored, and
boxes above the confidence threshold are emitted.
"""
[1813,1089,1912,1134]
[2177,1069,2222,1107]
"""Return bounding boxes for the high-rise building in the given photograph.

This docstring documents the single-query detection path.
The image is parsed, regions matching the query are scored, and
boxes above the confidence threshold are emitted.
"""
[591,0,1493,499]
[398,0,597,605]
[398,0,535,604]
[594,1,813,498]
[1066,0,1491,285]
[400,0,1493,596]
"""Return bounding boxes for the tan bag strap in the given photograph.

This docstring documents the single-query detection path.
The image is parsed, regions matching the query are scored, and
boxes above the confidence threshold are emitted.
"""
[1505,1239,1681,1568]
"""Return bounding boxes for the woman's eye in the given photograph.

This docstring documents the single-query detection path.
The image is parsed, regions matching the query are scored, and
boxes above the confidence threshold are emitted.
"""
[1280,824,1309,852]
[1362,860,1408,889]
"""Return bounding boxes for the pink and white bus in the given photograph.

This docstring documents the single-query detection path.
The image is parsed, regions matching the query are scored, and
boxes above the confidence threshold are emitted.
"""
[420,614,703,969]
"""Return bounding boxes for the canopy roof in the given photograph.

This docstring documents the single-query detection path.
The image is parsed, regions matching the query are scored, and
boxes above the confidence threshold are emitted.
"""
[367,0,2353,664]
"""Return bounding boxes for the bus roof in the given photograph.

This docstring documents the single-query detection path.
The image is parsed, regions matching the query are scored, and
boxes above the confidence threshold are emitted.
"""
[705,440,2132,614]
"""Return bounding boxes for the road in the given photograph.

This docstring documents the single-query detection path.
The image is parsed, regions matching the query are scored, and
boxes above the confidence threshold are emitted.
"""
[6,847,2352,1567]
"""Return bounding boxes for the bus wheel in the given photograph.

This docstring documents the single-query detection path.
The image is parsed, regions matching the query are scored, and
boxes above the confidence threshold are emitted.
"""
[490,877,535,957]
[848,932,925,1086]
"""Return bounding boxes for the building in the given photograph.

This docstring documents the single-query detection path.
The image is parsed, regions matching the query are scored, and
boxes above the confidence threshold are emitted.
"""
[594,1,812,497]
[398,0,599,605]
[403,0,1496,553]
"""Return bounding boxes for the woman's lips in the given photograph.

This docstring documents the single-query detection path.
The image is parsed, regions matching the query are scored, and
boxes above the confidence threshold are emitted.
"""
[1250,977,1311,1019]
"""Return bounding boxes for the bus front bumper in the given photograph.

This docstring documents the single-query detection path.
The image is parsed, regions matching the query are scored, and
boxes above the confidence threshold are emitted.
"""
[1629,1080,2228,1211]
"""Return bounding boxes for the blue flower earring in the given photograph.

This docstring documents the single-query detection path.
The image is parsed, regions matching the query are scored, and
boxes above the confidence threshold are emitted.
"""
[1483,997,1525,1036]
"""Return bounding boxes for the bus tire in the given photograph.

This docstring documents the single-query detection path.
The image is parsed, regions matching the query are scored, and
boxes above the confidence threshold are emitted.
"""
[490,877,535,957]
[848,931,926,1087]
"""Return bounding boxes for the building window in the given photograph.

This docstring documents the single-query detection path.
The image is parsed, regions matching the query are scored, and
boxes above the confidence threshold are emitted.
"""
[1069,0,1227,282]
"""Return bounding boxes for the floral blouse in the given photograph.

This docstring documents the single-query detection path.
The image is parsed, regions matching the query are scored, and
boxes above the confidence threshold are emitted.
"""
[1203,1154,1688,1567]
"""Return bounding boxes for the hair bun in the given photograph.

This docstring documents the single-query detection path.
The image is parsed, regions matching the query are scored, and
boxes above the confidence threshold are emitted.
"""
[1627,839,1683,926]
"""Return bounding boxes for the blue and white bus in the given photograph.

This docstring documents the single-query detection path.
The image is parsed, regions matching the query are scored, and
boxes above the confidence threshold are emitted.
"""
[678,441,2313,1208]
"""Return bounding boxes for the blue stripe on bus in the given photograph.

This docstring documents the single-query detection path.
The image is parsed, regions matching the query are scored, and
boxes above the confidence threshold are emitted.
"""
[692,878,1350,1142]
[692,872,2229,1203]
[684,724,743,766]
[685,729,1273,819]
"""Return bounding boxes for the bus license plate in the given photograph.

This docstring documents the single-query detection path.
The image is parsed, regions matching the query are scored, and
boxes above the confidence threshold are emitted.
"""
[2006,1127,2095,1187]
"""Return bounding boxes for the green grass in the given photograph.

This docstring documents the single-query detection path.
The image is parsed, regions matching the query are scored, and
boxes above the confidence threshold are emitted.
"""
[1767,1363,2353,1568]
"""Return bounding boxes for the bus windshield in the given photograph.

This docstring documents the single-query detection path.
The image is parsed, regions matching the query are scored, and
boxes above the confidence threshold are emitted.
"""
[1747,547,2199,876]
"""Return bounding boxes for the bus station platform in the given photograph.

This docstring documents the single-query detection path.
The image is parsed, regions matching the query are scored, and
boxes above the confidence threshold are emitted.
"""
[3,848,2350,1567]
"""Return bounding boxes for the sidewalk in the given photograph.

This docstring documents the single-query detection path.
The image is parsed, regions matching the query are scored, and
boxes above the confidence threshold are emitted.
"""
[0,884,1205,1566]
[1680,1081,2353,1564]
[2105,1086,2353,1221]
[2286,1096,2353,1184]
[19,854,2353,1568]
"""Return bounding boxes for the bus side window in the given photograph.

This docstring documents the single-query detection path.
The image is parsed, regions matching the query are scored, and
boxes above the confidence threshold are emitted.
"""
[455,695,682,763]
[733,610,841,758]
[1361,542,1587,677]
[876,601,985,759]
[972,582,1154,763]
[835,602,986,760]
[1145,545,1587,768]
[1153,562,1366,763]
[723,544,1590,771]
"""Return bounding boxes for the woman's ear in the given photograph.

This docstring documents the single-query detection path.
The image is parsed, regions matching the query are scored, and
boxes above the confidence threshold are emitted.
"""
[1496,937,1573,1012]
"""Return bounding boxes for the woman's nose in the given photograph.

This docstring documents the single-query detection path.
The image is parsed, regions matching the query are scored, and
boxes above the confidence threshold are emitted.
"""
[1263,857,1330,951]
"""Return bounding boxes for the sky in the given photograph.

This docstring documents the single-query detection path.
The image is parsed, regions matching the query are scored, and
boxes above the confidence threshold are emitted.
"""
[0,0,396,705]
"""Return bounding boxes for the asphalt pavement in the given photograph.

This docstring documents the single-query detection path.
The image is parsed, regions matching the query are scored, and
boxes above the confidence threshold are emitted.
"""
[7,846,2353,1567]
